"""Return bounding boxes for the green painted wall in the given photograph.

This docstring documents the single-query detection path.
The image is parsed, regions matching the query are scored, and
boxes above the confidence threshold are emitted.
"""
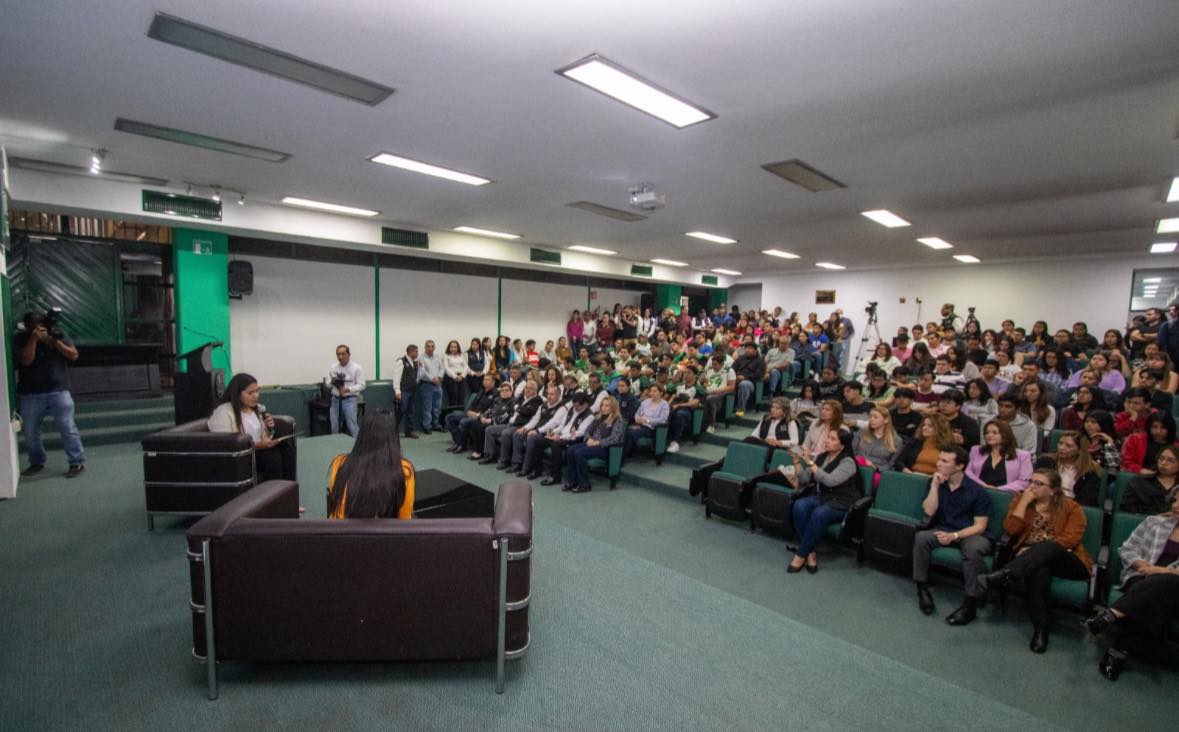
[708,287,728,310]
[1,272,13,409]
[655,284,683,315]
[172,228,230,373]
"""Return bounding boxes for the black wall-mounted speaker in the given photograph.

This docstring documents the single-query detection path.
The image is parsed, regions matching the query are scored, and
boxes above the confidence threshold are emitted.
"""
[228,260,253,296]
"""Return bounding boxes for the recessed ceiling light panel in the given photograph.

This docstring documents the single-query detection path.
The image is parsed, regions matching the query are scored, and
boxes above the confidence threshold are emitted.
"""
[115,118,290,162]
[567,245,617,255]
[861,209,911,228]
[368,152,491,186]
[762,249,801,259]
[565,201,647,222]
[711,268,742,276]
[556,53,715,129]
[815,262,846,270]
[685,231,737,244]
[917,237,954,250]
[1167,177,1179,203]
[1158,218,1179,234]
[147,12,394,105]
[454,226,520,240]
[1150,242,1177,254]
[1143,277,1163,283]
[651,258,688,267]
[281,196,379,217]
[953,254,982,263]
[761,159,846,192]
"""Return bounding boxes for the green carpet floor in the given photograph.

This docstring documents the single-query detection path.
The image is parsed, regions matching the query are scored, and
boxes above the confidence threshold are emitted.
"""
[0,431,1173,730]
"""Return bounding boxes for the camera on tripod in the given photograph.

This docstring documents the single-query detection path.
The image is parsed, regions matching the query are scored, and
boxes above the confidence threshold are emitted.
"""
[865,301,878,316]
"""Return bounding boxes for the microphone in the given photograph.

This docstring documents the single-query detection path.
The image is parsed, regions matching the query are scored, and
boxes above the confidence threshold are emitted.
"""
[255,403,276,438]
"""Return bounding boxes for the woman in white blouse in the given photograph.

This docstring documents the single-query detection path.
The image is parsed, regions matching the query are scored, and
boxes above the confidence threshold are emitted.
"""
[443,340,469,407]
[208,373,296,483]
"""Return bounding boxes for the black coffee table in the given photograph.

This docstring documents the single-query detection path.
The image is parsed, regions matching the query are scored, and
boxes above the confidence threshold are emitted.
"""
[412,469,496,519]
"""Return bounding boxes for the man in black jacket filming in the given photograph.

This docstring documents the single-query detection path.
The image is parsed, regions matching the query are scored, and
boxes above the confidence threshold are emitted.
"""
[13,309,86,477]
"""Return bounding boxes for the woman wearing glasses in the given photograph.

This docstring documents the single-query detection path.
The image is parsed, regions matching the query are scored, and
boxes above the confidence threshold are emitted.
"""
[978,468,1091,654]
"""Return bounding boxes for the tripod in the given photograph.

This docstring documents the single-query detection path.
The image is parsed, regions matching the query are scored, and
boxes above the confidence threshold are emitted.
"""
[847,308,882,378]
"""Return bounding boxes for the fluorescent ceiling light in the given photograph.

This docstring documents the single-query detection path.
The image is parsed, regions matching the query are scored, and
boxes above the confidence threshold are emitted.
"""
[711,268,742,276]
[280,196,379,217]
[1167,177,1179,203]
[685,231,737,244]
[1158,218,1179,234]
[1150,242,1177,253]
[7,156,168,186]
[917,237,954,250]
[147,13,393,105]
[565,201,646,222]
[953,254,982,263]
[861,209,911,228]
[762,249,800,259]
[115,118,290,162]
[368,152,491,186]
[1143,277,1163,283]
[567,245,617,255]
[454,226,520,240]
[556,53,715,129]
[816,262,846,270]
[651,258,688,267]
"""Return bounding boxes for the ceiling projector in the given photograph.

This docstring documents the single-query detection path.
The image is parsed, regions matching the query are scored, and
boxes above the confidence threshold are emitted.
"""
[629,184,666,212]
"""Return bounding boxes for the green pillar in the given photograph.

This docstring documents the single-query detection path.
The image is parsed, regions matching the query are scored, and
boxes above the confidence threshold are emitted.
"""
[373,264,381,379]
[708,287,728,310]
[173,228,231,373]
[655,284,683,315]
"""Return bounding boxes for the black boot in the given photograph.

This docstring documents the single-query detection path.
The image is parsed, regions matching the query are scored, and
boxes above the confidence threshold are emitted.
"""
[945,596,978,626]
[1098,649,1127,681]
[916,583,935,616]
[1029,625,1049,654]
[978,568,1014,594]
[1083,609,1116,636]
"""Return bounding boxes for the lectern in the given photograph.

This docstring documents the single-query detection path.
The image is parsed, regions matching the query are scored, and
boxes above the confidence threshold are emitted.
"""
[174,342,225,424]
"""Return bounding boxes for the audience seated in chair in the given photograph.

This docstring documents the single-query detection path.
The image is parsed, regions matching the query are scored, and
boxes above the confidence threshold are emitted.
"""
[783,428,861,575]
[1120,445,1179,515]
[208,372,296,483]
[563,396,626,493]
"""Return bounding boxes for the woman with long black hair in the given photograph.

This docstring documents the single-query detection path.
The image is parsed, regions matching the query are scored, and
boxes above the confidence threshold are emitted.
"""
[465,338,488,396]
[492,335,513,374]
[327,408,415,519]
[208,372,296,483]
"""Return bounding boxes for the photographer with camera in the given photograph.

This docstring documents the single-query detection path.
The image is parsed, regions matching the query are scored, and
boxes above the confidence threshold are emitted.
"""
[13,309,85,478]
[327,344,365,436]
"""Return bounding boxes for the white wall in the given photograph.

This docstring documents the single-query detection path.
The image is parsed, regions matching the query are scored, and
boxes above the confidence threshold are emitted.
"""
[593,287,643,314]
[752,255,1155,342]
[727,284,762,312]
[379,269,497,370]
[501,281,587,347]
[230,255,376,386]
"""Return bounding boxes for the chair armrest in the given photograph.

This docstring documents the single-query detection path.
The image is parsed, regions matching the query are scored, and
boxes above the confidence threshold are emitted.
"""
[493,481,533,542]
[653,425,668,454]
[143,430,253,453]
[691,459,725,482]
[608,445,623,476]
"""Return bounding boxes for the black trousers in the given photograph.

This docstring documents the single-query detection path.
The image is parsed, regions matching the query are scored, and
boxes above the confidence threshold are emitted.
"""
[443,375,465,408]
[546,439,571,480]
[1110,573,1179,653]
[1003,541,1089,627]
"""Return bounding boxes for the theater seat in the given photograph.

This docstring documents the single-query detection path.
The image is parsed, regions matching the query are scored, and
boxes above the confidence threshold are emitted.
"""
[586,445,624,490]
[634,424,669,465]
[699,441,768,522]
[930,488,1012,577]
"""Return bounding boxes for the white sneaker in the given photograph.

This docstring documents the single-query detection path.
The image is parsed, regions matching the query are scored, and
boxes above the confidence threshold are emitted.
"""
[666,441,680,453]
[705,425,716,434]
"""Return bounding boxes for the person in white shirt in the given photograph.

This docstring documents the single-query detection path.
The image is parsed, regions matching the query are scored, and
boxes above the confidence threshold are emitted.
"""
[327,344,366,435]
[539,393,595,485]
[442,340,469,410]
[582,312,598,354]
[417,340,446,433]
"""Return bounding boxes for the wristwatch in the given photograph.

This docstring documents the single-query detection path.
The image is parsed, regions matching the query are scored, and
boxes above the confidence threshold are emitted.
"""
[953,532,960,541]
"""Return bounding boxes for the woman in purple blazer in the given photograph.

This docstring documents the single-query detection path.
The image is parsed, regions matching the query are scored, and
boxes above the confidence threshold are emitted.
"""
[967,418,1033,492]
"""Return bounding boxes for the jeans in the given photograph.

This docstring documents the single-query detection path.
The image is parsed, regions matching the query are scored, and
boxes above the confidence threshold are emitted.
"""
[792,494,846,556]
[523,433,554,475]
[736,380,754,411]
[768,368,785,394]
[19,390,85,466]
[625,425,654,457]
[445,411,467,445]
[419,382,443,430]
[330,395,359,435]
[912,530,993,598]
[669,406,694,443]
[566,443,611,487]
[398,390,419,435]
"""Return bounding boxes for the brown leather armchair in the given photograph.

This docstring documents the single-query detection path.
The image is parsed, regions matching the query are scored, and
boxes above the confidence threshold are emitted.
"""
[142,416,296,530]
[186,479,533,698]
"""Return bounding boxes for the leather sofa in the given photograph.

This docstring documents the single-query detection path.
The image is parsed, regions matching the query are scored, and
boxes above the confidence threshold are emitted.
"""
[186,479,533,698]
[142,416,296,530]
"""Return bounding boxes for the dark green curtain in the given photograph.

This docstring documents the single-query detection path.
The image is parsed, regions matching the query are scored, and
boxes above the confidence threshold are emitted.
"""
[8,236,120,345]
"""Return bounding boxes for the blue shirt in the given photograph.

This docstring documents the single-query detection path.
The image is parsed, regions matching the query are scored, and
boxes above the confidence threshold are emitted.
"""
[930,475,992,533]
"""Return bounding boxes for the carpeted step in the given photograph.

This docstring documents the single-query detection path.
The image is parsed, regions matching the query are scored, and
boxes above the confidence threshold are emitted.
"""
[72,395,174,413]
[22,420,176,453]
[617,460,697,501]
[662,441,727,469]
[54,405,176,431]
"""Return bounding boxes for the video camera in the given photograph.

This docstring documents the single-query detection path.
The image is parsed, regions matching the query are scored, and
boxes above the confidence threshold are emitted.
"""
[865,301,878,317]
[43,307,65,339]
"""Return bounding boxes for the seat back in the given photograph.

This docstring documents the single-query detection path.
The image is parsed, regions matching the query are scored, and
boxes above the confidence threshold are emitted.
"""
[1106,512,1148,590]
[767,448,793,472]
[1046,429,1064,452]
[858,464,877,497]
[872,470,929,520]
[1108,472,1135,513]
[1172,393,1179,421]
[984,488,1013,540]
[364,381,397,411]
[1078,504,1104,562]
[720,441,769,478]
